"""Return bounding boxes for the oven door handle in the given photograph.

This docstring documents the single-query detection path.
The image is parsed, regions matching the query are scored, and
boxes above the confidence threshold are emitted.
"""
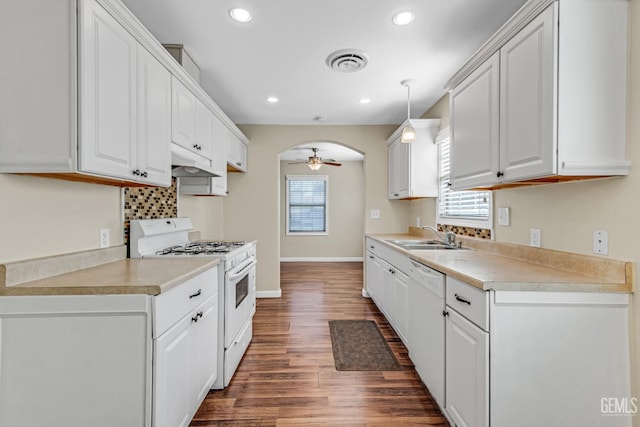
[228,259,257,281]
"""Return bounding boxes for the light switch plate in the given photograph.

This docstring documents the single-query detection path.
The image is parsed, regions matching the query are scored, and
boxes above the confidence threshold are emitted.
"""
[530,228,541,247]
[593,230,608,255]
[498,207,510,226]
[370,209,380,219]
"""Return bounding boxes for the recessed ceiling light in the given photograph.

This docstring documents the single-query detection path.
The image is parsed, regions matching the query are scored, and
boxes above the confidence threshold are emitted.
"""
[359,98,371,104]
[230,8,252,23]
[266,96,279,103]
[393,11,415,26]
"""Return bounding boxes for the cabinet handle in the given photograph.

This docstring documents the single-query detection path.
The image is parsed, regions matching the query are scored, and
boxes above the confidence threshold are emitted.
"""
[394,193,399,197]
[141,171,148,178]
[389,269,395,274]
[447,182,452,188]
[442,310,449,317]
[236,162,242,167]
[132,169,140,176]
[454,293,471,305]
[197,311,203,319]
[369,245,375,249]
[496,171,504,178]
[191,314,199,323]
[369,255,374,259]
[189,289,202,299]
[193,144,202,150]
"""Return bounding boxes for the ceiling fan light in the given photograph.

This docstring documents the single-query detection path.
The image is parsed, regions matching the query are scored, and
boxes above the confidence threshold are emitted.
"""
[401,124,417,143]
[308,163,322,171]
[229,8,252,23]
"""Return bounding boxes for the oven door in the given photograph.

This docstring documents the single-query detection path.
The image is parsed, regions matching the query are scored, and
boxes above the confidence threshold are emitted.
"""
[225,258,257,348]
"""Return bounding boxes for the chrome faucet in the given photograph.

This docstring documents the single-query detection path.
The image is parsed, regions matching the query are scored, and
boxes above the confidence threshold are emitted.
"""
[421,226,456,246]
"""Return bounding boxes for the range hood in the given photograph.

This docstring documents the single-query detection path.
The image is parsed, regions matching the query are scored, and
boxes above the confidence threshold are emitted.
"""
[171,144,221,178]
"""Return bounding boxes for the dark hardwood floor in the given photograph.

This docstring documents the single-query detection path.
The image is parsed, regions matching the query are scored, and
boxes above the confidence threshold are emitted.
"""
[190,262,449,426]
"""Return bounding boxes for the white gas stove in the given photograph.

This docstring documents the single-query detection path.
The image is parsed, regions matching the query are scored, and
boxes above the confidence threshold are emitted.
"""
[130,218,256,389]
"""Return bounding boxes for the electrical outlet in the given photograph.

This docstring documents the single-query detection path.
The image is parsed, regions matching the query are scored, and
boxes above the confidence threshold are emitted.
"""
[498,207,510,226]
[99,228,110,248]
[370,209,380,219]
[530,228,541,247]
[593,230,608,255]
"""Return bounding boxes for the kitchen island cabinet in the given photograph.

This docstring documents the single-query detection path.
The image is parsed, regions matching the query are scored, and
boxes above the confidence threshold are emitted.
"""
[0,252,220,427]
[446,0,630,190]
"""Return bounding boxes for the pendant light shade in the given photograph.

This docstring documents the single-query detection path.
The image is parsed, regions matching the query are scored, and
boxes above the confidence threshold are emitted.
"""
[400,79,417,143]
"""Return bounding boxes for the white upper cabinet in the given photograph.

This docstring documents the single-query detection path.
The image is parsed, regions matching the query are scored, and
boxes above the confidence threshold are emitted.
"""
[0,0,248,187]
[79,1,137,181]
[387,119,440,200]
[450,53,500,190]
[446,0,630,190]
[171,77,214,160]
[226,130,247,172]
[136,46,172,186]
[80,0,171,186]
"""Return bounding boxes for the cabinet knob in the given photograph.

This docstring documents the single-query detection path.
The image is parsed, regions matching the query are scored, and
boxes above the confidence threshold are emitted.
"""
[497,171,504,178]
[447,182,452,188]
[394,193,399,197]
[236,162,242,167]
[132,169,140,176]
[442,310,449,317]
[141,171,148,178]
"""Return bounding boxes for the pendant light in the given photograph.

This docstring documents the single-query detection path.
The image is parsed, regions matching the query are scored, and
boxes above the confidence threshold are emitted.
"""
[400,79,416,143]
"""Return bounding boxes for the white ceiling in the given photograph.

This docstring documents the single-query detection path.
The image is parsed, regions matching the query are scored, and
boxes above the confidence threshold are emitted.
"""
[122,0,528,125]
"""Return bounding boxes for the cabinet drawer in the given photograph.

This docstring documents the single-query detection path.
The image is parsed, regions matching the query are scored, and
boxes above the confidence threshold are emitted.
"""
[446,276,489,331]
[153,266,218,338]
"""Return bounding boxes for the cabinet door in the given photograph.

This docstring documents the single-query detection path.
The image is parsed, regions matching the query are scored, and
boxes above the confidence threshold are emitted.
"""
[226,130,247,172]
[393,269,409,344]
[192,294,219,406]
[499,5,556,181]
[172,77,197,151]
[154,315,192,427]
[445,308,489,427]
[380,261,395,324]
[79,0,137,179]
[408,277,445,407]
[210,117,228,195]
[365,253,382,305]
[137,46,171,186]
[194,99,213,159]
[388,139,409,198]
[450,52,500,190]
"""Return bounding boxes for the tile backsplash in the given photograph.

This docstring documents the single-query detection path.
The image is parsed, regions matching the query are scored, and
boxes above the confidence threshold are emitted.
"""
[123,178,178,244]
[438,224,492,240]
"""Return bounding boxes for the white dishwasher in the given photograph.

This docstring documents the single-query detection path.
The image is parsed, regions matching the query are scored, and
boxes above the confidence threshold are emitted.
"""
[407,258,446,408]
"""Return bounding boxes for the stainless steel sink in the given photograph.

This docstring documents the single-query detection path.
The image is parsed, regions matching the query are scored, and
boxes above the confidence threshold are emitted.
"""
[386,239,465,250]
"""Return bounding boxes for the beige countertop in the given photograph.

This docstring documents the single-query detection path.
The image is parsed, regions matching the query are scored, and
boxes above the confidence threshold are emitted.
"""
[0,257,220,296]
[368,233,633,293]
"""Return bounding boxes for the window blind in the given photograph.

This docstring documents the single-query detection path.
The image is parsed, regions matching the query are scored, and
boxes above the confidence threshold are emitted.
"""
[438,139,490,220]
[287,176,327,233]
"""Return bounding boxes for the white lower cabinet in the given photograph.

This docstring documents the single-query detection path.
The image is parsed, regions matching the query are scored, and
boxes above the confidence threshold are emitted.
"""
[154,293,218,427]
[0,295,152,427]
[365,237,632,427]
[445,308,489,427]
[0,266,219,427]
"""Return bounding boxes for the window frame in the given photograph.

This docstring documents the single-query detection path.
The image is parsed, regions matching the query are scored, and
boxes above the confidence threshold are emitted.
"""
[285,174,329,236]
[436,127,494,230]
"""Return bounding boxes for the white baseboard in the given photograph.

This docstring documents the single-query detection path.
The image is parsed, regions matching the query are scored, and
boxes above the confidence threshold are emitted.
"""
[361,288,370,298]
[256,290,282,298]
[280,257,364,262]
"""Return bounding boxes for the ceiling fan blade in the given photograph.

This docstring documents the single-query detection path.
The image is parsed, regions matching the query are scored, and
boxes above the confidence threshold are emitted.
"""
[288,161,309,164]
[321,161,342,166]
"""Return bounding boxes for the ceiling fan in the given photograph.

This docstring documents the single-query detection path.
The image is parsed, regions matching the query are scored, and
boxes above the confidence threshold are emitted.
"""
[288,147,342,171]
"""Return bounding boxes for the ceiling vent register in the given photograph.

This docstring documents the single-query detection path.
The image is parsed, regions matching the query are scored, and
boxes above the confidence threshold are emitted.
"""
[325,49,369,73]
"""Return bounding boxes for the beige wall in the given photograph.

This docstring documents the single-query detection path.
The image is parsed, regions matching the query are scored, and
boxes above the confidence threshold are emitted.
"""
[223,125,406,293]
[178,194,225,240]
[280,160,364,259]
[0,174,122,263]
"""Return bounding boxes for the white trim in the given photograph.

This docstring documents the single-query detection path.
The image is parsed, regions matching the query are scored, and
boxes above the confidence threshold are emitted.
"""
[256,290,282,298]
[361,288,370,298]
[280,257,364,262]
